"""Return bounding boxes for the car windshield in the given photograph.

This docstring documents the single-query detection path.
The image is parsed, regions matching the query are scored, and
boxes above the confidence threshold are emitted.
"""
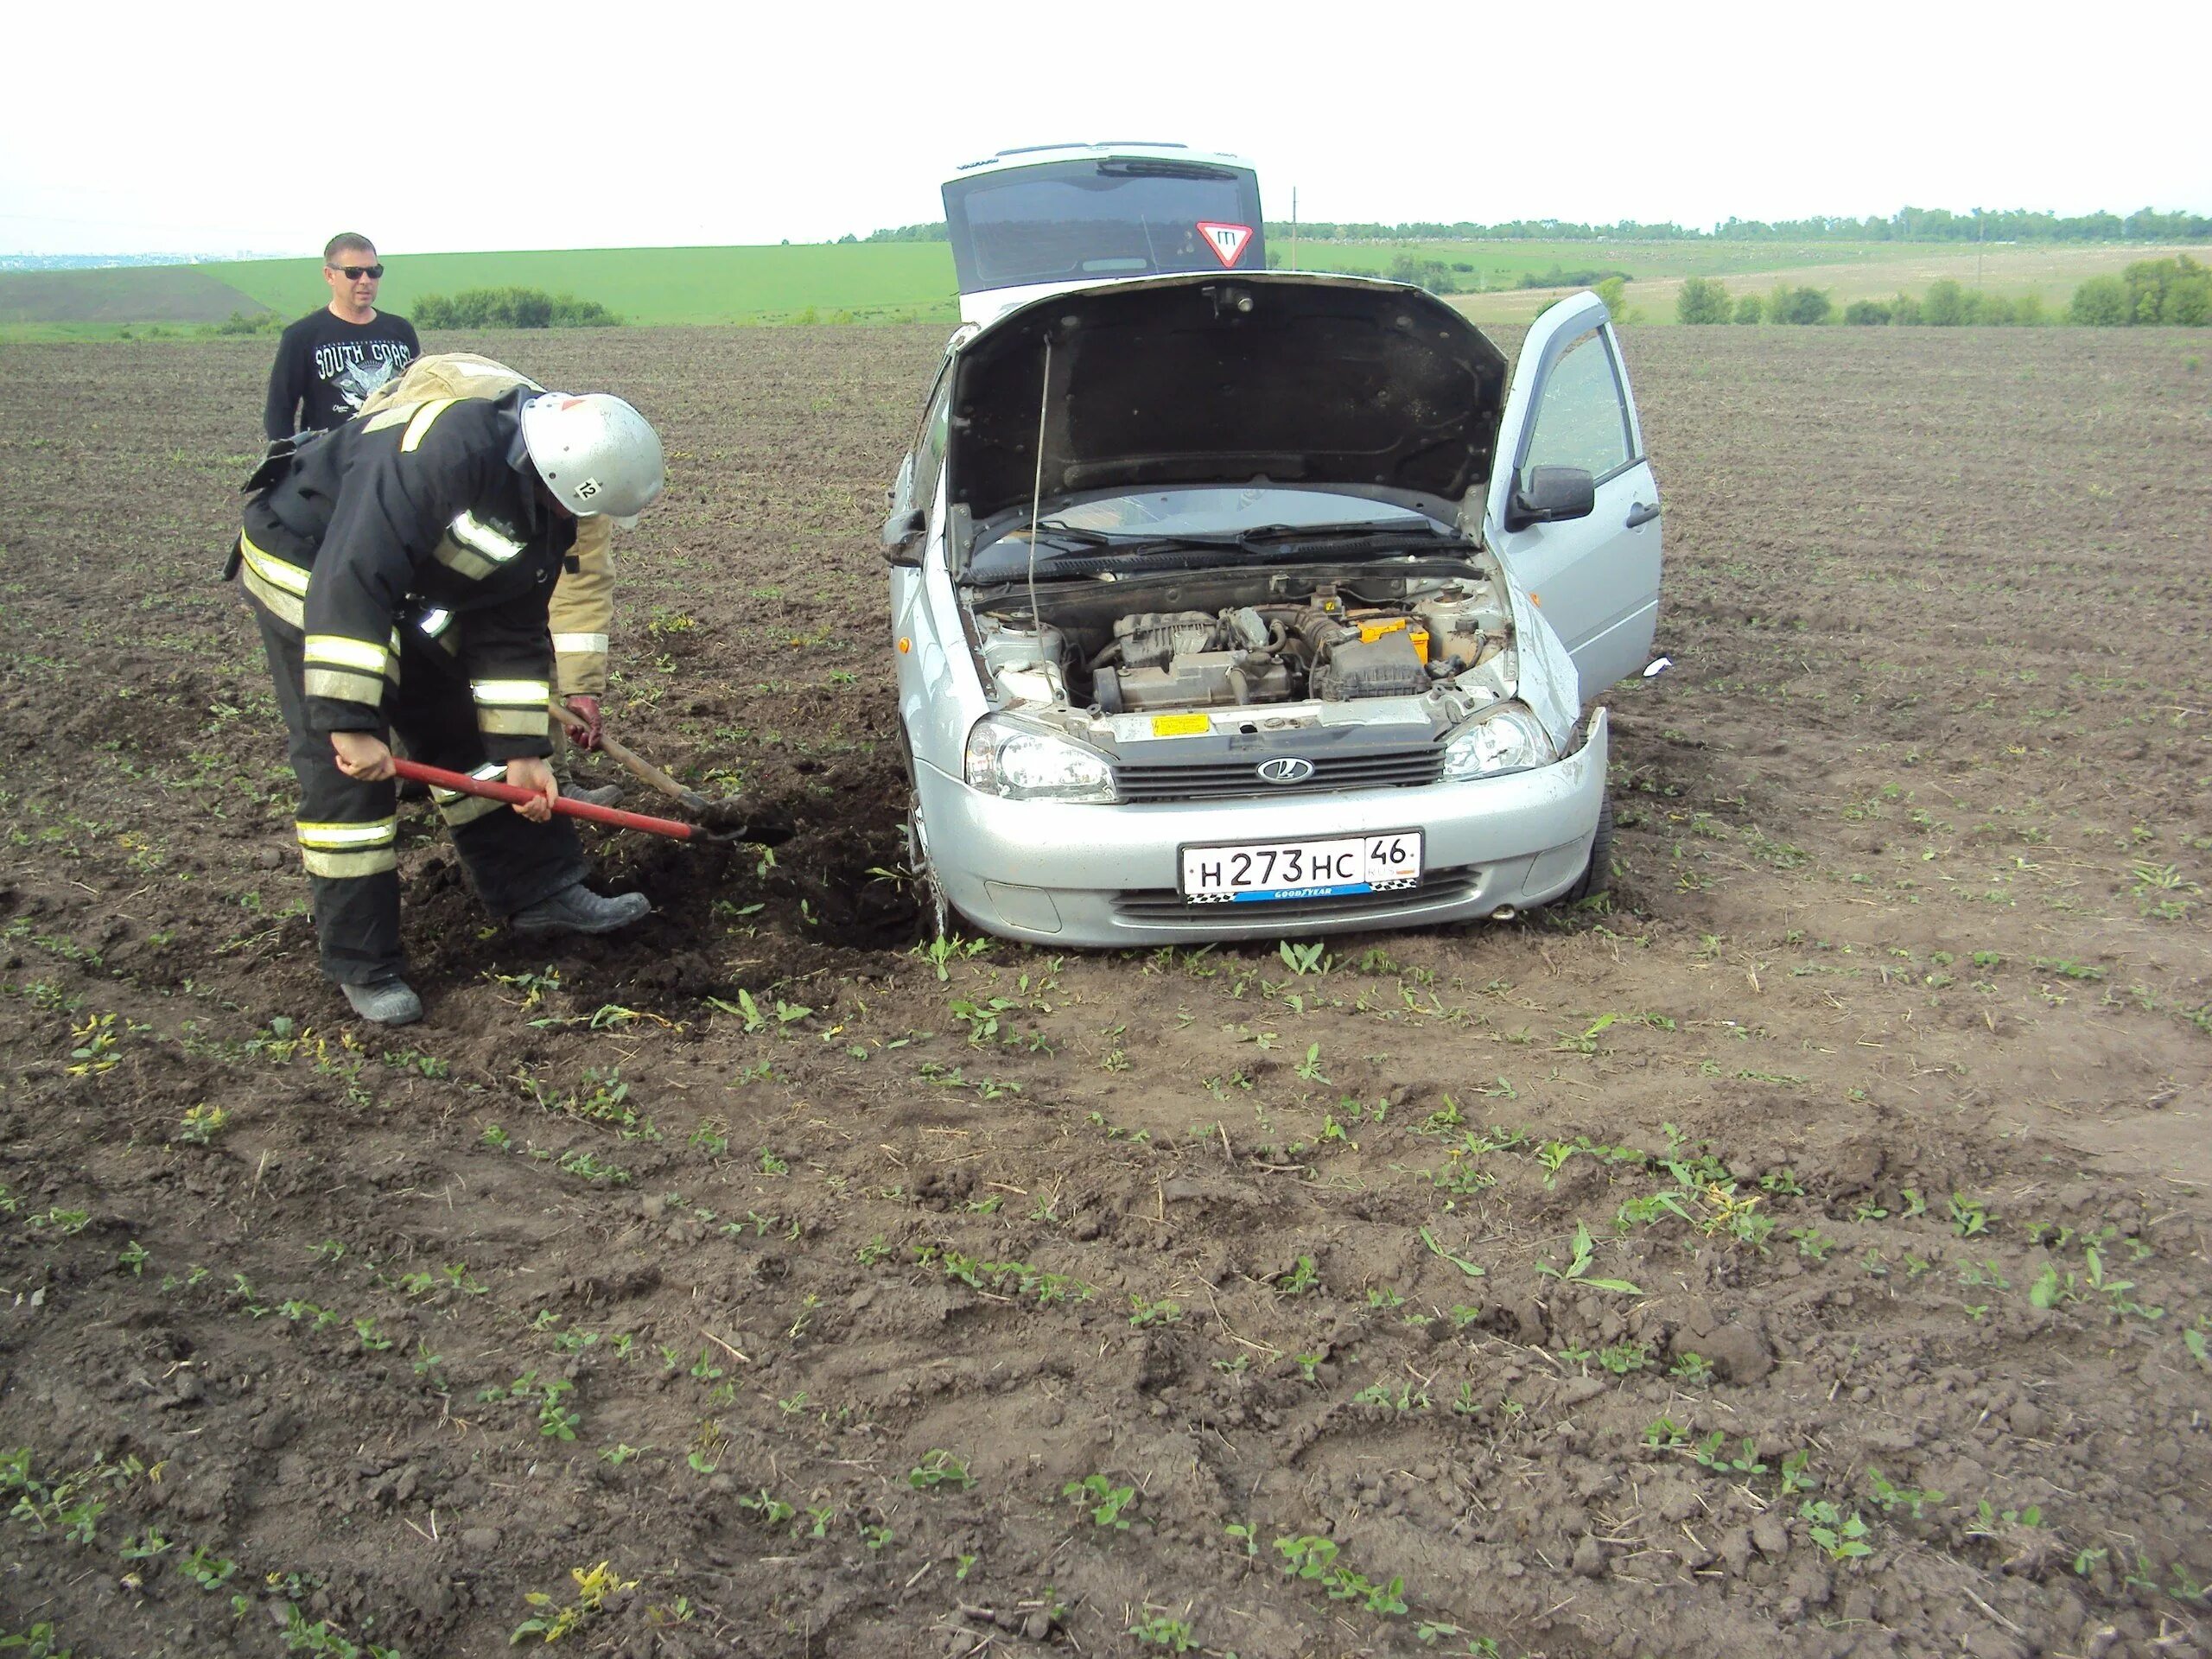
[965,489,1454,582]
[1042,488,1436,540]
[944,160,1264,292]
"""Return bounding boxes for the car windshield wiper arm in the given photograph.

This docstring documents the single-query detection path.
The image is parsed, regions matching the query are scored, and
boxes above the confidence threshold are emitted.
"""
[966,526,1235,583]
[998,524,1235,559]
[982,521,1460,579]
[1233,521,1452,546]
[1033,519,1446,551]
[1095,160,1236,181]
[1012,523,1113,550]
[1026,523,1245,556]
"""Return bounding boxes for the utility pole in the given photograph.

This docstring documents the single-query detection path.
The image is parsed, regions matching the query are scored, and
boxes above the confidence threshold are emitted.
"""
[1976,207,1984,288]
[1292,188,1299,270]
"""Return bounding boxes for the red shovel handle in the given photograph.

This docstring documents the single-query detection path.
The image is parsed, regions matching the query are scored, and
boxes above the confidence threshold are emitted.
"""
[391,758,702,841]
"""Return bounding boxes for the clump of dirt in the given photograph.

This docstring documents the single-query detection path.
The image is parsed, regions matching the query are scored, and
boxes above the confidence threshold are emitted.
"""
[692,794,792,842]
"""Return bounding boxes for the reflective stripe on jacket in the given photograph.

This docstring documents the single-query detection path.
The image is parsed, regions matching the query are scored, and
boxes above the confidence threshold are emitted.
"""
[238,390,569,762]
[550,514,613,696]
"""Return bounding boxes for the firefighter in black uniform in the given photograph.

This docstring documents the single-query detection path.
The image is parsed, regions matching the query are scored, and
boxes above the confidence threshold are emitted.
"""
[234,385,665,1026]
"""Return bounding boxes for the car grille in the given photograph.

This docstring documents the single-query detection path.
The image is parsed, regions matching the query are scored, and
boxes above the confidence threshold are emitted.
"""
[1113,746,1443,804]
[1111,868,1481,926]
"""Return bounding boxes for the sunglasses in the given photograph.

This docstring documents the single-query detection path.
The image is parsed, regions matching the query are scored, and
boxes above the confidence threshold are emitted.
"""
[328,264,385,280]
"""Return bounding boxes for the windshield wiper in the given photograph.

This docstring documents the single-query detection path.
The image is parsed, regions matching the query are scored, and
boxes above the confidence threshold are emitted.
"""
[972,520,1461,583]
[1095,160,1236,181]
[966,525,1231,582]
[1016,523,1112,550]
[1030,518,1446,551]
[1025,522,1246,556]
[1233,521,1454,547]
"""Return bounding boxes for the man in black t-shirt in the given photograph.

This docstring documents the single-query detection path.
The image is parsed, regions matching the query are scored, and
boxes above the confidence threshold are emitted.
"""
[263,232,422,440]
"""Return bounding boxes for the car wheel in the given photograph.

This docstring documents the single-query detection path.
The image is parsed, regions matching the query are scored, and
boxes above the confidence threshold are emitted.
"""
[899,732,954,940]
[906,796,951,941]
[1560,794,1615,905]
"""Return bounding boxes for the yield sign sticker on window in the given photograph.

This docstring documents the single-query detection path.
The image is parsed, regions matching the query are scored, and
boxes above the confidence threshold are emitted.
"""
[1196,222,1253,268]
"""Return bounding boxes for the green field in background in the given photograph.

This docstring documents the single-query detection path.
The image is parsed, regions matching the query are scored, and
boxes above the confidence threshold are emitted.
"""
[1281,238,1944,283]
[204,244,964,326]
[0,239,2042,332]
[1446,240,2212,325]
[5,238,2205,338]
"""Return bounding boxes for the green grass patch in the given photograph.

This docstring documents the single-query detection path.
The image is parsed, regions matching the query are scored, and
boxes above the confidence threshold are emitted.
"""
[205,244,963,327]
[12,238,2208,336]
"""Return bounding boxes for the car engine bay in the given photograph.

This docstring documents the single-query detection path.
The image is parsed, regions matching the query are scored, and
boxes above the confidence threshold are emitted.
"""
[968,562,1525,731]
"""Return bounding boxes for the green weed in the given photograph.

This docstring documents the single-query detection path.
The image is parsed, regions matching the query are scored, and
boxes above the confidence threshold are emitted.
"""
[1865,1466,1944,1518]
[1274,1534,1408,1613]
[907,1450,976,1491]
[175,1103,228,1145]
[1800,1500,1873,1560]
[1127,1611,1198,1652]
[1062,1473,1135,1530]
[1535,1221,1642,1294]
[511,1560,638,1644]
[1128,1296,1184,1329]
[1694,1433,1767,1477]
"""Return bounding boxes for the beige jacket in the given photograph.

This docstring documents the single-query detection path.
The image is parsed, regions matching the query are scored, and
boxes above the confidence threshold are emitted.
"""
[356,353,614,697]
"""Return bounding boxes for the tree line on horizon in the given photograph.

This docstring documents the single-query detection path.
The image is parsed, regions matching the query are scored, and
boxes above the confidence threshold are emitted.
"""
[863,206,2209,245]
[1672,255,2211,327]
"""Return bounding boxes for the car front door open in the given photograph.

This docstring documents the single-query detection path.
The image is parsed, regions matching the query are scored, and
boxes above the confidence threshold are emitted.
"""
[1480,291,1662,696]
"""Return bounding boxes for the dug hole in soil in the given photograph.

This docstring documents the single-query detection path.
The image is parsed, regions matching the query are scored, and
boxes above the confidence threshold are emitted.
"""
[0,324,2207,1657]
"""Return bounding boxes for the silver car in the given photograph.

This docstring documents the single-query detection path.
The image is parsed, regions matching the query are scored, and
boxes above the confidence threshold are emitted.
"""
[883,273,1662,945]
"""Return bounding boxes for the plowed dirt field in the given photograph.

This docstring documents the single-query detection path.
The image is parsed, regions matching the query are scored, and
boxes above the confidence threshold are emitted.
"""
[0,324,2206,1659]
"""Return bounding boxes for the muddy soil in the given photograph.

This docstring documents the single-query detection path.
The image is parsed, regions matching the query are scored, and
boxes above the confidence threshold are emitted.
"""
[0,325,2206,1659]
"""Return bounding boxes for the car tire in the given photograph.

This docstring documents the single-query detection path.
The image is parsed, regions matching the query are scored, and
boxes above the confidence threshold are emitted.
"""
[1560,794,1615,906]
[907,798,952,940]
[899,732,956,941]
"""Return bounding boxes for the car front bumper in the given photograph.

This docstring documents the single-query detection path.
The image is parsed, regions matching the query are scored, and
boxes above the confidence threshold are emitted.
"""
[917,709,1609,946]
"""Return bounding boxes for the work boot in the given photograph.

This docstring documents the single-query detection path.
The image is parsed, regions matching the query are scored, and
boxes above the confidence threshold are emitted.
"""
[510,882,651,937]
[564,783,624,809]
[341,979,423,1027]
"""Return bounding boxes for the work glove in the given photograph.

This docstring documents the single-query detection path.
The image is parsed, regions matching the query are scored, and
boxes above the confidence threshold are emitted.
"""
[563,695,603,751]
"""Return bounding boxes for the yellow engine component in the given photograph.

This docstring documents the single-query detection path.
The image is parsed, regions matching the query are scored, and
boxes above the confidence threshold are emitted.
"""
[1357,617,1429,662]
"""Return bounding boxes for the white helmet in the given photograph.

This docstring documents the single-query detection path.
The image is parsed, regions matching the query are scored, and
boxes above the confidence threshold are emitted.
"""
[518,392,665,528]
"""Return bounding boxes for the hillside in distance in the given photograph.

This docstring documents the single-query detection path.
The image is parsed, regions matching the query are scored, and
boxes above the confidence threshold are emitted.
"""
[3,237,2207,335]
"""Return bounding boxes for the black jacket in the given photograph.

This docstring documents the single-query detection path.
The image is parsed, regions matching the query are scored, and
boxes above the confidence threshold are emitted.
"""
[238,389,572,762]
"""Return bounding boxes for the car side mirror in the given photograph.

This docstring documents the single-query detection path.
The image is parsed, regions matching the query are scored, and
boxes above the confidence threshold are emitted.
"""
[1505,465,1596,531]
[880,507,925,568]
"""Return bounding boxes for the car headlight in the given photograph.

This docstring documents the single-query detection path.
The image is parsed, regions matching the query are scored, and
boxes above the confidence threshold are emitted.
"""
[1443,702,1558,780]
[963,717,1119,803]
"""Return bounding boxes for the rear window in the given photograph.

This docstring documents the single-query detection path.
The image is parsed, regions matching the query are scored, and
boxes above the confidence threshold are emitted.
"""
[944,160,1264,294]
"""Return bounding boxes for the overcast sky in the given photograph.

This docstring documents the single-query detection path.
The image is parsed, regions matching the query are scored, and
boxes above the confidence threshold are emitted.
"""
[8,1,2207,256]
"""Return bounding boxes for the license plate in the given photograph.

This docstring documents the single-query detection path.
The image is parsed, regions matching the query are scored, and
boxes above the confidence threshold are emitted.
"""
[1179,830,1423,904]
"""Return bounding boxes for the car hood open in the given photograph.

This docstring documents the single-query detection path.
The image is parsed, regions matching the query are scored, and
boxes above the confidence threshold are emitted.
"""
[948,272,1510,532]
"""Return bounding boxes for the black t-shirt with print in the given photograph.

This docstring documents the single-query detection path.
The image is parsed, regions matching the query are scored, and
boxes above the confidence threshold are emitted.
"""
[263,309,422,438]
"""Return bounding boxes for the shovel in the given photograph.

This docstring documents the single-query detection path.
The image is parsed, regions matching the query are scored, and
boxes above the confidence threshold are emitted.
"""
[550,701,713,815]
[390,759,749,844]
[550,702,785,840]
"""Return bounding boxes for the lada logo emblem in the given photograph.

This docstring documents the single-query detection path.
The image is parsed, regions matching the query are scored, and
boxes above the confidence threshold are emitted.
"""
[1257,758,1315,785]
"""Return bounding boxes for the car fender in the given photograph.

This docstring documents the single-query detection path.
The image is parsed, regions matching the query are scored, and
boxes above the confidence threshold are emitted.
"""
[1507,582,1583,747]
[900,554,989,780]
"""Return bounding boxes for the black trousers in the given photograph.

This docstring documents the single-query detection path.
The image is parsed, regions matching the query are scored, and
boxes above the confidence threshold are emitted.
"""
[256,610,588,986]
